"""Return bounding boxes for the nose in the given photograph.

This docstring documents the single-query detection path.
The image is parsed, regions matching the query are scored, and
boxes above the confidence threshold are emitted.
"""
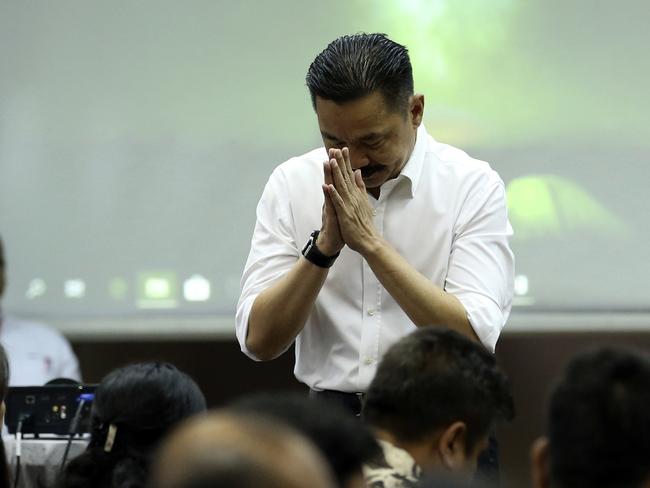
[348,145,370,170]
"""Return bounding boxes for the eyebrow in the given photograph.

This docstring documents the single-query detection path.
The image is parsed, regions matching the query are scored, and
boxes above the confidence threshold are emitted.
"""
[359,132,385,142]
[320,131,341,142]
[320,131,386,144]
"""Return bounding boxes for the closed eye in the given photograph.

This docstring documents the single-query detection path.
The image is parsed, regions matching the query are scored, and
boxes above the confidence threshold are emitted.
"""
[325,138,344,149]
[365,139,384,150]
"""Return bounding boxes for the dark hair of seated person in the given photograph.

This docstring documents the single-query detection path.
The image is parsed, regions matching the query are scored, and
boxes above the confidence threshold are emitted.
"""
[57,362,206,488]
[0,344,10,488]
[363,327,514,453]
[546,347,650,488]
[230,392,381,488]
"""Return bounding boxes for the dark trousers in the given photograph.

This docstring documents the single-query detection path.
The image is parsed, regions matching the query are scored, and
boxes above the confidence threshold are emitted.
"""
[308,388,365,416]
[309,388,500,486]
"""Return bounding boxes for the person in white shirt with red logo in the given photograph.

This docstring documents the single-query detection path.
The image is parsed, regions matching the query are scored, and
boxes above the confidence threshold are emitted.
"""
[0,237,81,386]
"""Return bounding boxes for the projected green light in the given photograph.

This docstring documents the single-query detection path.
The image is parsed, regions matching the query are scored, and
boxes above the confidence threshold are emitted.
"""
[136,271,178,309]
[362,0,519,144]
[381,0,514,81]
[506,175,628,241]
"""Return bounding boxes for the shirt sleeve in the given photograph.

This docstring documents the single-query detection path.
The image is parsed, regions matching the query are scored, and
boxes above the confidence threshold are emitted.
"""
[235,168,300,360]
[444,176,514,352]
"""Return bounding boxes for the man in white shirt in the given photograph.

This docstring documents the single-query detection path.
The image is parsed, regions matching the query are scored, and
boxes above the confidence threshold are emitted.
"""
[236,33,513,406]
[0,237,81,386]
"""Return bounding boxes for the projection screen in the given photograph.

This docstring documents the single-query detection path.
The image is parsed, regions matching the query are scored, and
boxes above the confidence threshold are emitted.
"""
[1,0,648,338]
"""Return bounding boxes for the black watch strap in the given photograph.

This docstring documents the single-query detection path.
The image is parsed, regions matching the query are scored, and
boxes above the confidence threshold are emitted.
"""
[302,230,340,268]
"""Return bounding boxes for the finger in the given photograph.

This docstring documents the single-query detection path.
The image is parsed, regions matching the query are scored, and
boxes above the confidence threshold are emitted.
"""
[340,148,358,194]
[330,157,350,199]
[326,184,346,210]
[342,147,355,181]
[354,169,366,192]
[322,184,337,215]
[323,160,333,185]
[334,149,352,186]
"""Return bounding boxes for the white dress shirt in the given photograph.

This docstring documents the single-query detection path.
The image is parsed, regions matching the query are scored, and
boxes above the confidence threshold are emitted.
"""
[0,314,81,386]
[236,124,514,392]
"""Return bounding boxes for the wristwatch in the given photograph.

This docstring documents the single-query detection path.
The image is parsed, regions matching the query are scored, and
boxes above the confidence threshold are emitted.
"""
[302,230,340,268]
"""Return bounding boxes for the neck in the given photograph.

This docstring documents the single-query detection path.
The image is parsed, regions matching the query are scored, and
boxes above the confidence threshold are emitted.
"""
[367,187,380,199]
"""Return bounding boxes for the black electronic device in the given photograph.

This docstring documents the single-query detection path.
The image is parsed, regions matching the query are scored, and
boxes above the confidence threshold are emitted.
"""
[5,384,97,436]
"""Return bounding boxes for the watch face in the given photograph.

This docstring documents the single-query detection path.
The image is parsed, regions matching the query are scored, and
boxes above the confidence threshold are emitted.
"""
[302,230,319,256]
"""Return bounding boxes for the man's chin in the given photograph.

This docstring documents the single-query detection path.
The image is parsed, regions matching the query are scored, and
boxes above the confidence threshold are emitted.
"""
[362,176,383,189]
[361,169,388,188]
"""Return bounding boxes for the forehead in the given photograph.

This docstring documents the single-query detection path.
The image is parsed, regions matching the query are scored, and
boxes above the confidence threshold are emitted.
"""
[315,92,400,141]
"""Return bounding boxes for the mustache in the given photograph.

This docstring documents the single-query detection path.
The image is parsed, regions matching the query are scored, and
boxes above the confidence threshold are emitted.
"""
[360,165,382,177]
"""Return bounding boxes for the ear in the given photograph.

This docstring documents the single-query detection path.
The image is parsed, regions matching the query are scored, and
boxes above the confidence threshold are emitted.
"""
[530,437,551,488]
[437,421,469,471]
[409,94,425,128]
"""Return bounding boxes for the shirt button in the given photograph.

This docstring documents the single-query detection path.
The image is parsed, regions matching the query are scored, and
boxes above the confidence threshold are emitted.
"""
[367,309,375,316]
[372,209,377,216]
[364,357,374,365]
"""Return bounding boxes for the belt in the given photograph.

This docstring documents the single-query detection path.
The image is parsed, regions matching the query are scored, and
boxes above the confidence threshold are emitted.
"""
[309,389,366,417]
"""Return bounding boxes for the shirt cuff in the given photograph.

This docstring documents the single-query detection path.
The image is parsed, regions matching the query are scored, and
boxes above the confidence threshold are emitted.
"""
[454,293,506,352]
[234,295,264,361]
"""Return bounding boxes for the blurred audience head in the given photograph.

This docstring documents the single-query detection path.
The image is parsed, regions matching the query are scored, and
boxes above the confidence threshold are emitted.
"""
[531,347,650,488]
[151,410,336,488]
[0,344,9,488]
[416,472,489,488]
[0,235,6,298]
[363,328,513,479]
[0,343,8,415]
[58,361,206,488]
[230,392,380,488]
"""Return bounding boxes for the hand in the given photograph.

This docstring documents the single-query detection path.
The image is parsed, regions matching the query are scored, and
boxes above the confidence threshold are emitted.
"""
[324,148,378,254]
[317,151,345,256]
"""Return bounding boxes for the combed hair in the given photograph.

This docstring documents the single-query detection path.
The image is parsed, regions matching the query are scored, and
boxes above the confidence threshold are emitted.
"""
[306,33,413,113]
[363,328,514,452]
[548,347,650,488]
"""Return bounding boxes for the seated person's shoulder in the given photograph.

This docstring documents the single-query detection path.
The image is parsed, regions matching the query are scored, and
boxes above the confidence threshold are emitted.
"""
[1,315,80,385]
[2,315,68,344]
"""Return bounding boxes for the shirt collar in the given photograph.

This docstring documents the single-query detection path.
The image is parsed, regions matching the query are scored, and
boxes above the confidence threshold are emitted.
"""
[394,123,428,198]
[377,439,422,480]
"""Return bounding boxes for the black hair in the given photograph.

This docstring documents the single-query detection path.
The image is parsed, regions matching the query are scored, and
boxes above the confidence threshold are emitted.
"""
[230,392,380,488]
[306,33,414,113]
[547,347,650,488]
[363,328,514,453]
[58,362,206,488]
[0,344,10,488]
[0,235,5,297]
[0,344,8,405]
